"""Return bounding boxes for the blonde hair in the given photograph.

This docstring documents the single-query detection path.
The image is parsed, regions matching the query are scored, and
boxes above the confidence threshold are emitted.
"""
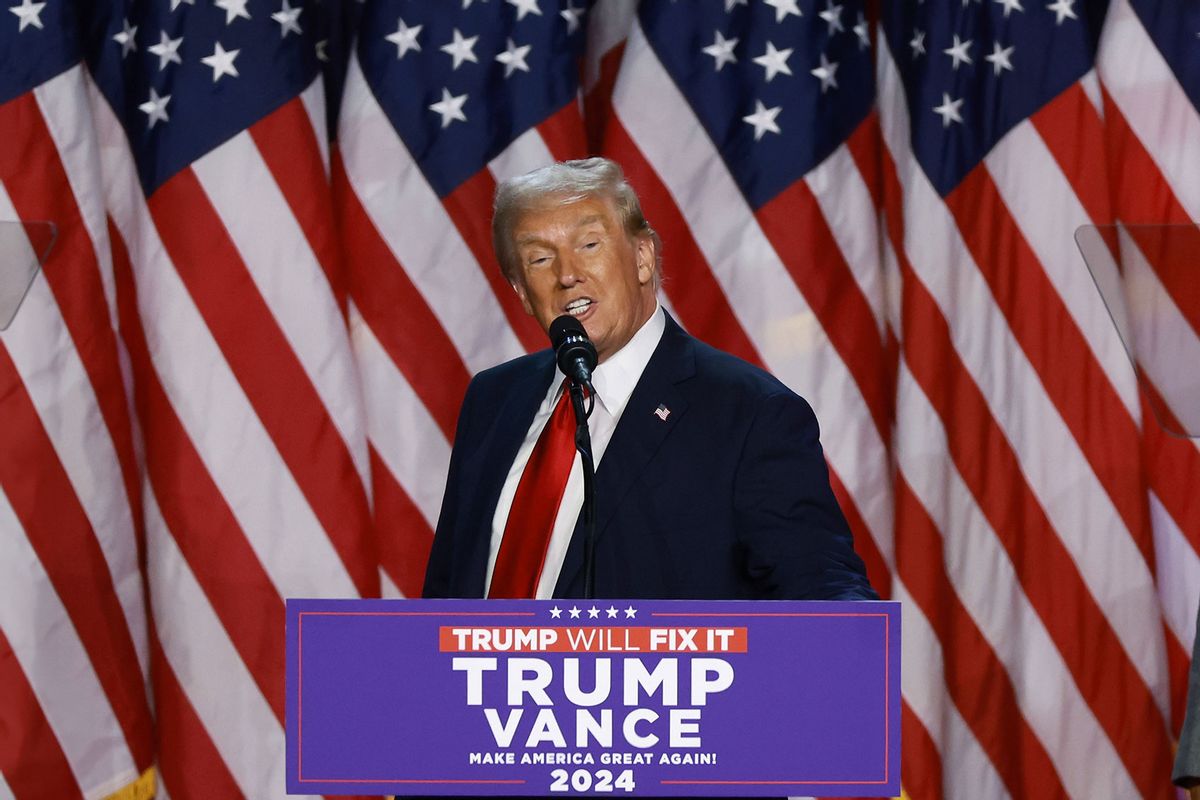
[492,157,662,287]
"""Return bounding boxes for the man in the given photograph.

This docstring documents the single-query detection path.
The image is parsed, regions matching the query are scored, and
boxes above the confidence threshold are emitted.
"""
[423,158,876,602]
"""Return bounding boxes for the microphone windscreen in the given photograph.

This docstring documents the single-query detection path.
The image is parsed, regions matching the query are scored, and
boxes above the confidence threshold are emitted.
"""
[549,314,586,349]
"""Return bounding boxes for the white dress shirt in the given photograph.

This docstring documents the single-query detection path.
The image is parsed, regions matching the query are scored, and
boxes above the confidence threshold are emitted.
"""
[484,306,667,598]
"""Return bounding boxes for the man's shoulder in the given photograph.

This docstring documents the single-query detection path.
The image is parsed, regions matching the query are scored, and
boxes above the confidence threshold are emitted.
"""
[684,332,798,402]
[468,349,554,396]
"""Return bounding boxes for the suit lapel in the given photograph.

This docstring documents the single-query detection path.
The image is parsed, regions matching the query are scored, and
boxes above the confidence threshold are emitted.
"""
[460,352,556,594]
[553,314,696,595]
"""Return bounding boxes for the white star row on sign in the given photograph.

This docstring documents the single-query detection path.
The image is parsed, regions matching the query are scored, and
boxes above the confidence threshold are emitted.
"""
[10,0,44,32]
[743,99,782,140]
[550,606,638,619]
[429,87,468,128]
[753,41,793,82]
[763,0,801,23]
[271,0,303,39]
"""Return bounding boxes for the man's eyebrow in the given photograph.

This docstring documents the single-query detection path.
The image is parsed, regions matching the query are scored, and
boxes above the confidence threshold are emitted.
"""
[515,214,608,246]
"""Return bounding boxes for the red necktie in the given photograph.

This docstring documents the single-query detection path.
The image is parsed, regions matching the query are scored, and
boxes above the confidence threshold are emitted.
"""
[489,382,577,598]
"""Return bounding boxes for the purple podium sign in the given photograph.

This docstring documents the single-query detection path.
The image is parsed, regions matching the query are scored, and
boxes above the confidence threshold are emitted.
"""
[286,599,900,796]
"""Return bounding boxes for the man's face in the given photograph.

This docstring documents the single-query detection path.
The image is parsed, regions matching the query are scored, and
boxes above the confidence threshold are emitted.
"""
[510,194,657,363]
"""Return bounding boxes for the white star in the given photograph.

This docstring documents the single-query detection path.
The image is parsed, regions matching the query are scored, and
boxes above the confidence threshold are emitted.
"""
[910,29,926,57]
[763,0,801,23]
[428,87,468,128]
[943,34,973,70]
[201,42,240,82]
[702,30,738,72]
[215,0,251,25]
[994,0,1024,16]
[385,18,422,59]
[569,606,582,619]
[440,28,479,70]
[495,37,531,77]
[810,52,838,92]
[742,100,782,140]
[9,0,45,31]
[549,606,563,619]
[853,12,869,49]
[560,1,584,34]
[818,1,844,35]
[606,606,619,618]
[112,19,137,58]
[1046,0,1077,24]
[752,41,793,82]
[933,92,964,127]
[271,0,302,38]
[587,606,600,619]
[507,0,542,21]
[147,31,183,70]
[315,39,329,62]
[138,88,171,129]
[725,0,748,10]
[985,41,1014,75]
[169,0,194,10]
[624,606,637,619]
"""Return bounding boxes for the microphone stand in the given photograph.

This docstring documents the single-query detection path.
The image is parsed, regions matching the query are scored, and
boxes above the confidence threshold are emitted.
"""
[567,379,597,600]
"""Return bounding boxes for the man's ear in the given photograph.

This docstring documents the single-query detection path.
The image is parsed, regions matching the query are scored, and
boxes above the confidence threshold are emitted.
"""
[635,237,655,286]
[512,279,534,316]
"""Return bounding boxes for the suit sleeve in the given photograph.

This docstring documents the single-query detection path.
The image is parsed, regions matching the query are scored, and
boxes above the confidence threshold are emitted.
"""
[732,390,878,601]
[421,377,477,599]
[1174,602,1200,787]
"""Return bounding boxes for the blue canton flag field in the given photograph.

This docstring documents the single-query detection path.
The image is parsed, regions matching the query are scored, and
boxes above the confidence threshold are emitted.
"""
[0,1,1198,798]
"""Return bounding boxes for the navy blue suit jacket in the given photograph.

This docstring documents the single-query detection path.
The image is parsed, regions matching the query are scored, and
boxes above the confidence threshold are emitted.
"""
[423,314,876,601]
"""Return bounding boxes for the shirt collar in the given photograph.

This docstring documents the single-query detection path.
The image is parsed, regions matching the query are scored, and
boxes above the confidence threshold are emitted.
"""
[589,304,665,417]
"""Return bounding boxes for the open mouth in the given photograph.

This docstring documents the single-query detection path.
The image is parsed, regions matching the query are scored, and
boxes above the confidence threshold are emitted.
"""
[564,298,594,317]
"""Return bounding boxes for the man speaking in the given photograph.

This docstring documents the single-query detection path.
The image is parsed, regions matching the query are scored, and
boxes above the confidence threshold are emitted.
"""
[423,158,876,602]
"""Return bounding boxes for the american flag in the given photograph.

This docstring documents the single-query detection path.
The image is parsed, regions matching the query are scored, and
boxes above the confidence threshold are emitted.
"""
[0,0,1197,799]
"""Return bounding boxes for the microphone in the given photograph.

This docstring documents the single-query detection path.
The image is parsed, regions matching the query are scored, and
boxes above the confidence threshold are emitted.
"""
[549,315,598,385]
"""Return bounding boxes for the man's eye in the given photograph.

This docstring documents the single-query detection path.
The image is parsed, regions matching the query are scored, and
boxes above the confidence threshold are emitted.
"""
[529,256,551,266]
[582,241,599,250]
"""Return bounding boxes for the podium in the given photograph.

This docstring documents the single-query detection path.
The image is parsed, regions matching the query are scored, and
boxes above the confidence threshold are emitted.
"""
[286,598,900,797]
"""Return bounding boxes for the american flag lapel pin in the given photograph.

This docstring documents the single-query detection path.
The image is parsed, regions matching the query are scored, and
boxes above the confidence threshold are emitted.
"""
[654,404,671,422]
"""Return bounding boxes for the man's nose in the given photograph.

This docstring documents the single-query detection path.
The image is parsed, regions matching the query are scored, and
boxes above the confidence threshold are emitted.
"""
[555,254,582,286]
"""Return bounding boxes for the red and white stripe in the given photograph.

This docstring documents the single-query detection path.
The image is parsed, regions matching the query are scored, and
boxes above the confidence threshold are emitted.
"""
[1097,1,1200,716]
[876,21,1177,798]
[0,65,153,798]
[83,64,375,797]
[334,48,594,597]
